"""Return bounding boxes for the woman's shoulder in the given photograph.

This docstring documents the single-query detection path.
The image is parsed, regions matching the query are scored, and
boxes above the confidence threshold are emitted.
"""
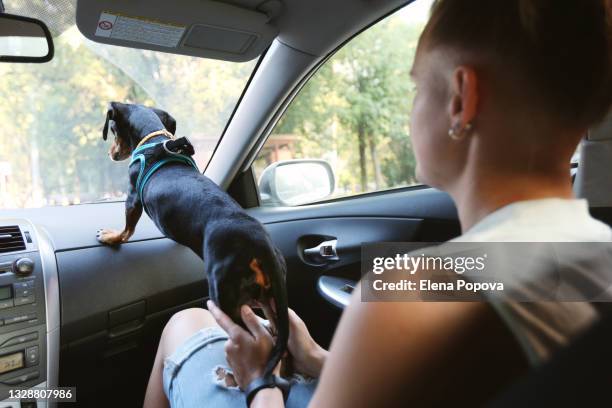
[456,199,612,243]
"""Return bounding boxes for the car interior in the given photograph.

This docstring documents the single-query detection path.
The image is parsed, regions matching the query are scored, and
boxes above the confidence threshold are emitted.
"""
[0,0,611,406]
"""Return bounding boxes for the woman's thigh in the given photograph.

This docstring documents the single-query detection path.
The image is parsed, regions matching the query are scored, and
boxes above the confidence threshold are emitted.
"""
[159,308,218,359]
[161,308,317,408]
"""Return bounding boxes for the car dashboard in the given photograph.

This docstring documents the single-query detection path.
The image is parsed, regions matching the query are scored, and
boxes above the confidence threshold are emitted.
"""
[0,220,58,406]
[0,203,208,406]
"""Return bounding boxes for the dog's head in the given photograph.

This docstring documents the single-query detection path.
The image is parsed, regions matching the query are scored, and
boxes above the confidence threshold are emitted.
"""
[102,102,177,161]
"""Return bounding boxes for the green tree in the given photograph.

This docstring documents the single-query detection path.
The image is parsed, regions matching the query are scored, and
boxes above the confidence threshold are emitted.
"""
[0,25,253,208]
[266,17,421,196]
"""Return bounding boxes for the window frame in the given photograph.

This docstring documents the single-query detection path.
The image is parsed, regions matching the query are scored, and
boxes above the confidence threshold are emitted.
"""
[241,1,425,208]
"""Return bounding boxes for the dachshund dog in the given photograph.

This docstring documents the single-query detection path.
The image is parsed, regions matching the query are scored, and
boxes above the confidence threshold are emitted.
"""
[97,102,288,378]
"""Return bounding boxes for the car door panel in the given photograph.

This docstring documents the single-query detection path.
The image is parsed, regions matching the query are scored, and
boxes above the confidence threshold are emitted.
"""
[248,187,458,224]
[246,186,460,347]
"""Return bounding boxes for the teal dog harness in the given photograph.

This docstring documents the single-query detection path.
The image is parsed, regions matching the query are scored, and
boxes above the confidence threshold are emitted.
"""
[129,136,199,213]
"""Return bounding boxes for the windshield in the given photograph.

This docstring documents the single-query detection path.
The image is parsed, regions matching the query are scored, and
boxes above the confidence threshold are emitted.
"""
[0,1,256,209]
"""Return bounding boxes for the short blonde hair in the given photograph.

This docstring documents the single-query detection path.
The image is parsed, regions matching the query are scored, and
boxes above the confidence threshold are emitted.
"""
[422,0,611,130]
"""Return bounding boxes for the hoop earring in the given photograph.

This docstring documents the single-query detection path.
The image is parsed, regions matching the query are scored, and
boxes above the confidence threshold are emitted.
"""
[448,122,473,140]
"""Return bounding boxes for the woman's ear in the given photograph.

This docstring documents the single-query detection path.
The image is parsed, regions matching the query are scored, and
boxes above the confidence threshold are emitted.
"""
[448,66,479,130]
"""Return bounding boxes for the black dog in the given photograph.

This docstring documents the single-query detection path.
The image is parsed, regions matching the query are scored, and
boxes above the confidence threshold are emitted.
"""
[97,102,288,378]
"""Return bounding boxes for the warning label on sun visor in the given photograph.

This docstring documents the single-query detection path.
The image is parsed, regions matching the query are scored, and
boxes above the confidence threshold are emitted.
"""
[95,12,186,48]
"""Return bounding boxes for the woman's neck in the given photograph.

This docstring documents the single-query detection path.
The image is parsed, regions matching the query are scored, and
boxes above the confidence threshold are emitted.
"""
[450,171,575,233]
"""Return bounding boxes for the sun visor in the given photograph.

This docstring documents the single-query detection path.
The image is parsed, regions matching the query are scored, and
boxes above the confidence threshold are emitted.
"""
[75,0,279,62]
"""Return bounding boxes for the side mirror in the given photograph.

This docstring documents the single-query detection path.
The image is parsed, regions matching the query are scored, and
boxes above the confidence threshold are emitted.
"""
[0,13,54,63]
[259,160,335,206]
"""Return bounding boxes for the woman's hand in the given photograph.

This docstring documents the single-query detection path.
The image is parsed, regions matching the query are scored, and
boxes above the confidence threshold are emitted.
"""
[287,309,327,378]
[207,300,280,390]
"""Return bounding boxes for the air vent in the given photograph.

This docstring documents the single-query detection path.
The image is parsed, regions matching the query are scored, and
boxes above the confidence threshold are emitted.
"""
[0,226,26,253]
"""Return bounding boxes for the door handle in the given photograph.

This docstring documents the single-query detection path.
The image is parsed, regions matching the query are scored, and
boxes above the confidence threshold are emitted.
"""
[303,239,339,263]
[317,276,355,308]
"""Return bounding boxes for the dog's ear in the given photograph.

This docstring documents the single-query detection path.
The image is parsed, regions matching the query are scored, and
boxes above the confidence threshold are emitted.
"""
[102,105,114,141]
[152,108,177,135]
[103,102,131,141]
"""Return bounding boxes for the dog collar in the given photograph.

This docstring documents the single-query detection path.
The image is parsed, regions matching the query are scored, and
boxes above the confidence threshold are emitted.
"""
[129,137,198,214]
[135,129,174,149]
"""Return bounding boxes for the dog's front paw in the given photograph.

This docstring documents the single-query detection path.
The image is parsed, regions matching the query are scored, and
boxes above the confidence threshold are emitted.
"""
[97,229,124,246]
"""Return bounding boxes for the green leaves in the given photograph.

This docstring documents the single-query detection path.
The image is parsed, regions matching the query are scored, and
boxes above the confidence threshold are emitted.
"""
[263,16,423,198]
[0,28,254,208]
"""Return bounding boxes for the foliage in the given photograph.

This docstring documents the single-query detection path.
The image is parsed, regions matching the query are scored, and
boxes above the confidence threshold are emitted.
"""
[256,15,423,199]
[0,28,253,208]
[0,4,426,209]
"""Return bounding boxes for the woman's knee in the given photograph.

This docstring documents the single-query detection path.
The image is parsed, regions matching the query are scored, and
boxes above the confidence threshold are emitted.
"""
[160,307,218,358]
[168,307,216,329]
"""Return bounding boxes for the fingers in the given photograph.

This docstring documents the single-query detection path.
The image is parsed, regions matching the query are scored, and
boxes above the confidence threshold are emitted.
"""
[288,308,299,324]
[241,305,270,340]
[262,302,278,335]
[224,339,239,357]
[207,300,243,340]
[288,308,305,331]
[273,360,282,376]
[207,300,273,343]
[262,303,275,322]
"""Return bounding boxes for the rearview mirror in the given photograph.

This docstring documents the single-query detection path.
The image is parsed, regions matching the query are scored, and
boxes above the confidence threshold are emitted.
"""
[0,13,54,63]
[259,160,335,206]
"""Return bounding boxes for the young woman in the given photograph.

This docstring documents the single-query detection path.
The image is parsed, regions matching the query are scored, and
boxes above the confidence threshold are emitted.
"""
[144,0,612,406]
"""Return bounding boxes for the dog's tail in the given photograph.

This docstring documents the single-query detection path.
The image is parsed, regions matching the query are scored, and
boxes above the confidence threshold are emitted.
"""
[263,249,289,378]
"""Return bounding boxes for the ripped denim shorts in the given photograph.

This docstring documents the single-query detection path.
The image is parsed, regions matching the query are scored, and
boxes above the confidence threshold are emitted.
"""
[163,326,317,408]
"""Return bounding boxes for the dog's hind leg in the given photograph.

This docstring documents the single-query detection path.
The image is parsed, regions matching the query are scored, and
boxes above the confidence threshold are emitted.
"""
[97,188,143,246]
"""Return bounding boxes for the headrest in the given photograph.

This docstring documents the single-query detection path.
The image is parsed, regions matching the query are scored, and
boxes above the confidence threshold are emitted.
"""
[574,110,612,207]
[588,110,612,141]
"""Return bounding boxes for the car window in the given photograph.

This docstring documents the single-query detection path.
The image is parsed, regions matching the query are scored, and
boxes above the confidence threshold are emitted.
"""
[252,0,434,207]
[0,0,255,209]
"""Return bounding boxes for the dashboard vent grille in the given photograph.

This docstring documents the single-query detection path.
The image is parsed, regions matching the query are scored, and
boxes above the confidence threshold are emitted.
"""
[0,226,26,253]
